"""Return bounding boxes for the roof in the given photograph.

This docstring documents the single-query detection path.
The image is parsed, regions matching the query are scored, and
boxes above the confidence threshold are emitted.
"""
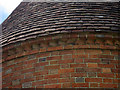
[1,2,120,46]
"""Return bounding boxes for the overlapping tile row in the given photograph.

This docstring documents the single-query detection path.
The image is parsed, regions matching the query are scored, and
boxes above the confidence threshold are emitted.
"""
[2,2,119,46]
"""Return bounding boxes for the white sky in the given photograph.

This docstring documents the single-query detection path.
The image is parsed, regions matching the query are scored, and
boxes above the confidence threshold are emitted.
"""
[0,0,23,24]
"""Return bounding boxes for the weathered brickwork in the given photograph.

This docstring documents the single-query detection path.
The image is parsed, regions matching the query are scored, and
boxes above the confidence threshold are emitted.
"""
[2,32,120,88]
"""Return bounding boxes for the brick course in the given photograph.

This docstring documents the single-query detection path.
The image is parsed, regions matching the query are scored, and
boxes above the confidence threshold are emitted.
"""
[2,32,120,89]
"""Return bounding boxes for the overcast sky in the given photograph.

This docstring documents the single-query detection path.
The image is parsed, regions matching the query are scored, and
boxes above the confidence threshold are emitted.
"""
[0,0,22,24]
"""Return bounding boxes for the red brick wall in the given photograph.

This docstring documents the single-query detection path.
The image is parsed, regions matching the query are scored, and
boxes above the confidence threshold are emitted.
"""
[2,32,120,88]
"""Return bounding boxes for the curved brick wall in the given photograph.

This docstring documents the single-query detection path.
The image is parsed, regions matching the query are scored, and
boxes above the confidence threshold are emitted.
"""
[2,32,120,88]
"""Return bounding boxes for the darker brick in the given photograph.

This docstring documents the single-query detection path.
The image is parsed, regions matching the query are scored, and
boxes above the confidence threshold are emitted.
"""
[76,68,85,72]
[39,58,46,62]
[75,77,84,82]
[22,82,32,88]
[88,72,96,77]
[28,55,36,60]
[5,68,12,75]
[12,80,20,86]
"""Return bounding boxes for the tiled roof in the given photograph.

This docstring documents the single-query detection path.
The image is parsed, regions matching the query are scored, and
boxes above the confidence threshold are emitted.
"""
[2,2,120,46]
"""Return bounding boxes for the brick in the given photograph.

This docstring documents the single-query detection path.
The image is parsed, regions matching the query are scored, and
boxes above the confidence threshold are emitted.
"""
[74,49,85,54]
[102,50,111,54]
[98,64,114,68]
[36,75,43,80]
[49,69,58,74]
[4,64,14,71]
[59,59,74,64]
[21,68,34,74]
[34,62,49,67]
[16,62,23,66]
[21,78,35,83]
[47,46,63,51]
[47,79,58,84]
[44,74,60,79]
[51,51,59,56]
[62,83,71,88]
[75,39,85,45]
[39,48,46,52]
[101,59,110,64]
[102,68,111,73]
[89,55,98,58]
[85,50,102,54]
[25,73,33,79]
[25,50,39,56]
[72,83,89,87]
[40,42,48,47]
[50,60,58,64]
[84,59,100,63]
[110,60,119,64]
[74,59,83,63]
[35,66,44,71]
[44,65,60,70]
[59,50,73,55]
[98,55,114,59]
[5,68,12,75]
[36,53,50,58]
[85,78,102,82]
[33,70,48,76]
[99,83,118,88]
[36,85,44,88]
[28,55,36,60]
[98,73,114,78]
[58,68,74,74]
[72,54,88,58]
[60,64,69,68]
[116,64,120,68]
[87,63,98,68]
[75,77,84,82]
[62,55,72,59]
[58,78,74,83]
[86,39,94,44]
[70,33,78,38]
[88,73,96,77]
[89,45,99,49]
[85,68,101,72]
[24,59,37,64]
[2,82,12,88]
[60,73,70,78]
[39,58,46,62]
[113,79,120,83]
[12,80,20,85]
[49,41,57,47]
[64,45,73,50]
[32,80,47,86]
[111,69,120,73]
[22,82,32,88]
[47,56,62,60]
[116,74,120,78]
[90,83,98,87]
[71,73,87,77]
[45,84,61,88]
[70,64,86,68]
[12,75,24,80]
[12,84,22,88]
[111,51,119,55]
[103,79,113,83]
[23,64,33,69]
[76,68,85,72]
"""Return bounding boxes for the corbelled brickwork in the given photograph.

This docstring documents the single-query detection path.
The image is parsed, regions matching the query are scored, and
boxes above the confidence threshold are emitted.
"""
[2,32,120,88]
